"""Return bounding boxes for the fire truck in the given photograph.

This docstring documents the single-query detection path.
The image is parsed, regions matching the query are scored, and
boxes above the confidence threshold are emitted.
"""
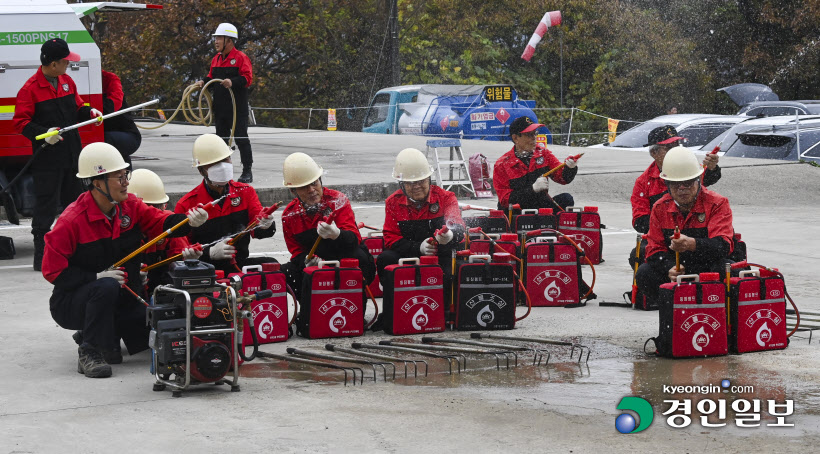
[0,1,160,223]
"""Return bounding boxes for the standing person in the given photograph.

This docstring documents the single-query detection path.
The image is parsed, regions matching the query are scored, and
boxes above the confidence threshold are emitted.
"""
[174,134,277,275]
[195,23,254,183]
[102,70,141,166]
[493,116,578,212]
[42,143,209,378]
[127,168,201,292]
[378,148,465,282]
[13,38,102,271]
[279,153,375,298]
[635,147,734,302]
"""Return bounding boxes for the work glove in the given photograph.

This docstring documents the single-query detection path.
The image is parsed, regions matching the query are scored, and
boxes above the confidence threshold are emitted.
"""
[181,246,204,260]
[186,207,209,228]
[97,268,126,285]
[209,240,236,261]
[564,157,578,169]
[139,264,148,286]
[420,238,437,256]
[304,256,320,267]
[257,212,275,230]
[90,108,103,125]
[434,229,454,245]
[44,127,62,145]
[532,176,550,193]
[317,221,341,240]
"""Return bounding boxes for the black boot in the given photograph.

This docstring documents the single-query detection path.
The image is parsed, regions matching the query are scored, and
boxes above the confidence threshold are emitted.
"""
[33,233,45,272]
[238,166,253,183]
[77,346,112,378]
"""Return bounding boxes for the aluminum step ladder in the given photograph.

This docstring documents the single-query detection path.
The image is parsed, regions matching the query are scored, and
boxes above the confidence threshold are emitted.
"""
[426,139,475,197]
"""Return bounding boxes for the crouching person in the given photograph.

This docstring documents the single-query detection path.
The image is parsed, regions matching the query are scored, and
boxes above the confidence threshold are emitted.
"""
[43,143,209,378]
[377,148,466,282]
[280,153,375,298]
[636,147,734,303]
[174,134,277,275]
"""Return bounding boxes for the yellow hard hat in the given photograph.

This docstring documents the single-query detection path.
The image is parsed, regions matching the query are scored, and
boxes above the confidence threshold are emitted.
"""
[128,169,169,204]
[660,146,704,181]
[283,152,323,187]
[76,142,128,179]
[392,148,433,182]
[192,133,233,167]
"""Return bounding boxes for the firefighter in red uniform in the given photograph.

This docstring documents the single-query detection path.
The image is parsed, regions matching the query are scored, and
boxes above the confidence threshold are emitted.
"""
[195,23,255,183]
[101,70,141,166]
[280,153,375,298]
[174,134,277,275]
[636,147,734,302]
[493,116,578,212]
[629,125,722,273]
[13,38,102,271]
[42,143,209,378]
[378,148,466,282]
[128,169,200,292]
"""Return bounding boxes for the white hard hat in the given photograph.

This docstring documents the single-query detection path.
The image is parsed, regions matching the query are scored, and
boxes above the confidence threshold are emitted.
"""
[76,142,129,179]
[283,152,323,187]
[128,169,169,204]
[660,146,704,181]
[213,23,238,40]
[192,133,233,167]
[392,148,433,182]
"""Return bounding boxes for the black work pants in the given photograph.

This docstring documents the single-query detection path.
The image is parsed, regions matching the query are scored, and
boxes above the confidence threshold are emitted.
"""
[31,167,83,236]
[105,130,141,167]
[49,278,149,354]
[215,110,252,167]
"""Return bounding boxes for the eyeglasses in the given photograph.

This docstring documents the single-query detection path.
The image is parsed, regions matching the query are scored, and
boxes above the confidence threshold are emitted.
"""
[107,170,131,184]
[667,178,698,189]
[401,180,427,188]
[516,132,536,138]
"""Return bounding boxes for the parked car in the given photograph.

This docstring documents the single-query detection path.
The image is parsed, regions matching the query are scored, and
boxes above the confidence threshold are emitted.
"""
[589,114,747,151]
[737,101,820,117]
[705,116,820,161]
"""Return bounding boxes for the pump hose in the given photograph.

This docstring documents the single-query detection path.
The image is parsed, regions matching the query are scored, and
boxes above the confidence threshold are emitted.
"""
[238,312,259,362]
[364,285,380,329]
[136,80,237,148]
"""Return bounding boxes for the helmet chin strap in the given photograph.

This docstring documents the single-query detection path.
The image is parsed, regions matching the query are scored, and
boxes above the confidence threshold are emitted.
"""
[93,179,117,205]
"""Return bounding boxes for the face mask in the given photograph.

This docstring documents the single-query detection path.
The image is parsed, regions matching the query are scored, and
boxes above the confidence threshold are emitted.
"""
[207,162,233,185]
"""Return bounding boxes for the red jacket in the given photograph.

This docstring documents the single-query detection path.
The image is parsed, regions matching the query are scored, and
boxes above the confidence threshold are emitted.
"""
[203,47,252,116]
[645,187,734,274]
[174,180,274,268]
[13,66,92,171]
[631,162,722,233]
[43,192,189,296]
[492,145,576,210]
[281,188,361,261]
[383,185,465,256]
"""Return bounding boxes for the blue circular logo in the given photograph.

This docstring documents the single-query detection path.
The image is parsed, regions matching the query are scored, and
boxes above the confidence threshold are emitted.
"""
[721,379,731,388]
[615,413,637,434]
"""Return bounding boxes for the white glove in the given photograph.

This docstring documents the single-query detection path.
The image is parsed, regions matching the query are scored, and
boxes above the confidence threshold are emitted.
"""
[209,240,236,260]
[564,157,578,169]
[140,264,148,286]
[420,238,437,256]
[44,127,62,145]
[317,221,340,240]
[257,213,275,230]
[181,247,204,260]
[304,256,320,267]
[532,176,550,193]
[97,268,126,285]
[186,207,209,228]
[435,229,454,245]
[90,108,103,125]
